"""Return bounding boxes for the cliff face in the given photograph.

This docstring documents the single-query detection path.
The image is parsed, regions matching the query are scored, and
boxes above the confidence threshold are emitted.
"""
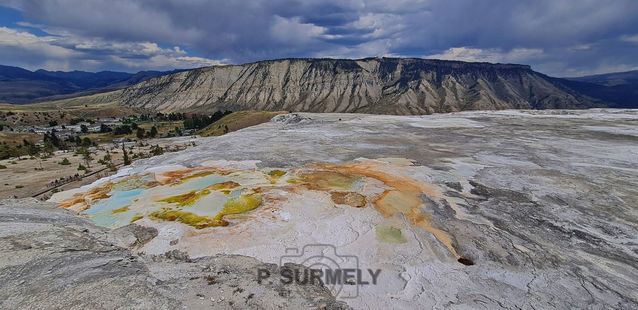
[118,58,597,114]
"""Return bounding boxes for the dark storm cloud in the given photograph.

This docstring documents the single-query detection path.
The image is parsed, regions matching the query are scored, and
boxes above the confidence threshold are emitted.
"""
[0,0,637,75]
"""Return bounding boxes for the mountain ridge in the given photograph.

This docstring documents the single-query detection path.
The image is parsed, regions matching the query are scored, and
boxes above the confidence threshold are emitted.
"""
[8,58,636,113]
[562,70,638,108]
[117,57,600,114]
[566,70,638,86]
[0,65,177,104]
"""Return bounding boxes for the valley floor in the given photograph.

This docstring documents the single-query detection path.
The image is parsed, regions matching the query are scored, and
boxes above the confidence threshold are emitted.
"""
[0,136,197,199]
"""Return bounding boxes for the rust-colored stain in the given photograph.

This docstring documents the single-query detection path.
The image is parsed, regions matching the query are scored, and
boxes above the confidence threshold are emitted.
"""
[408,207,458,257]
[157,189,211,207]
[158,167,230,185]
[315,161,458,257]
[58,195,88,210]
[57,159,459,258]
[59,182,113,211]
[298,170,361,191]
[206,181,240,191]
[331,191,367,208]
[317,162,441,198]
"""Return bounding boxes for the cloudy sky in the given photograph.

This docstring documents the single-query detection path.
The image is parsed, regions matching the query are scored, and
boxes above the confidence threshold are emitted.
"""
[0,0,637,76]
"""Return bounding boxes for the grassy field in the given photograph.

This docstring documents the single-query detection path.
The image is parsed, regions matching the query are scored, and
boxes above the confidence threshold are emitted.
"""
[0,132,40,145]
[0,136,199,199]
[83,120,185,143]
[0,101,147,127]
[198,111,287,137]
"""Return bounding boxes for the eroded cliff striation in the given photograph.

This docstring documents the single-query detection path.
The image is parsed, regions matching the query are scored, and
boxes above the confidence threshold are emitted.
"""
[117,58,597,114]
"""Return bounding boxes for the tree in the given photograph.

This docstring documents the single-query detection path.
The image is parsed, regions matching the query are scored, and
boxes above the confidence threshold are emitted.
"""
[82,137,92,147]
[42,140,54,157]
[24,140,40,157]
[80,124,88,133]
[59,158,71,165]
[114,125,132,135]
[150,145,164,156]
[122,143,131,166]
[131,122,139,130]
[49,120,58,127]
[100,124,112,133]
[183,118,195,129]
[136,127,146,139]
[44,132,62,149]
[77,147,92,168]
[99,152,113,167]
[0,144,20,160]
[149,126,158,138]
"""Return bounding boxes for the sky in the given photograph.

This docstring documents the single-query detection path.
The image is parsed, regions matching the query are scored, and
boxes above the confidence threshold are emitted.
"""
[0,0,637,77]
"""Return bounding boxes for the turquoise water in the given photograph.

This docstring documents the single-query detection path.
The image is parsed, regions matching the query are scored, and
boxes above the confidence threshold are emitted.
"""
[82,188,144,228]
[187,188,243,216]
[177,175,228,190]
[79,170,264,228]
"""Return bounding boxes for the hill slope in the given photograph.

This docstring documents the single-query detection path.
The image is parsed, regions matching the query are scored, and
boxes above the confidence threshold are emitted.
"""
[0,65,176,104]
[198,110,287,136]
[117,58,599,114]
[0,65,79,103]
[567,70,638,86]
[564,70,638,108]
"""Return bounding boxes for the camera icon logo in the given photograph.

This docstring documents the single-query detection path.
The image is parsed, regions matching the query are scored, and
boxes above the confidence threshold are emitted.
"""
[279,244,360,299]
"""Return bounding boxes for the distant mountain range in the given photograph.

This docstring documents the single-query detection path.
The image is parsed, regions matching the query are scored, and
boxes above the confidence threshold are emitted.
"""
[2,59,636,112]
[562,70,638,108]
[0,65,180,103]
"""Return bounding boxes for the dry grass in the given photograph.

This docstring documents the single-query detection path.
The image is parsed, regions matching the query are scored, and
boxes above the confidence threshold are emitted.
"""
[0,101,147,127]
[0,137,198,199]
[0,132,40,145]
[198,110,287,137]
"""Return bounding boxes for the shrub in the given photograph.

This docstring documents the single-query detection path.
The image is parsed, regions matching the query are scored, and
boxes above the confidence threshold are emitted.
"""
[114,125,132,135]
[150,145,164,156]
[59,158,71,165]
[149,126,158,138]
[136,127,146,139]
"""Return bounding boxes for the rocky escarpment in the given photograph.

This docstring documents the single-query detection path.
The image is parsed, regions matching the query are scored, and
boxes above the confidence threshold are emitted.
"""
[0,199,348,309]
[118,57,598,114]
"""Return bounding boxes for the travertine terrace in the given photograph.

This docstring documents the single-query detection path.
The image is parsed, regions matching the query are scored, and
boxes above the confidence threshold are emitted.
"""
[48,109,638,309]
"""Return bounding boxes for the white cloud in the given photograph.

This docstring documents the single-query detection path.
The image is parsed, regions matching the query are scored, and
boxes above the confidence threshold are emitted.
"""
[270,16,327,43]
[319,39,395,59]
[0,26,224,71]
[0,27,78,58]
[2,0,638,75]
[620,34,638,44]
[426,47,545,64]
[111,54,228,70]
[176,56,228,67]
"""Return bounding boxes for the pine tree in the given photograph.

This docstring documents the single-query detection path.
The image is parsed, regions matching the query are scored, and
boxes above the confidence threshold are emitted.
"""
[122,143,131,166]
[150,126,158,138]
